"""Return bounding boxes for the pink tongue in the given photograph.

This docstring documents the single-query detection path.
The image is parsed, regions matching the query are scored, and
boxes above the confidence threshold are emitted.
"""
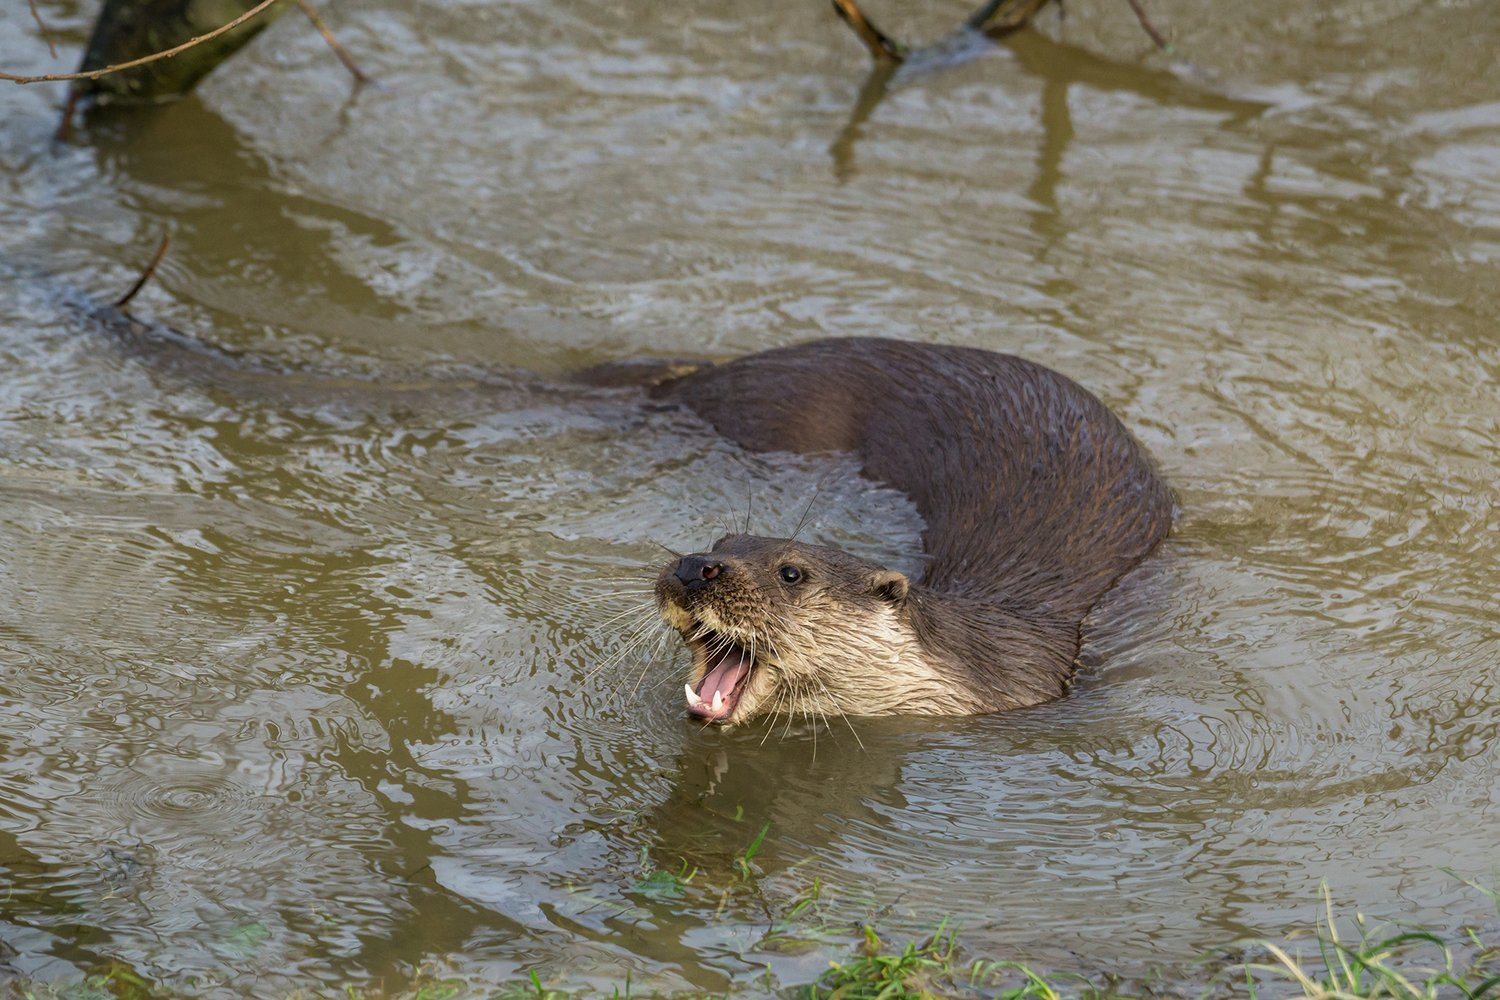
[694,653,749,717]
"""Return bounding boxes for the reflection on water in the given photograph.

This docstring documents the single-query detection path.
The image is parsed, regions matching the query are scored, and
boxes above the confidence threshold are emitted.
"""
[2,0,1499,994]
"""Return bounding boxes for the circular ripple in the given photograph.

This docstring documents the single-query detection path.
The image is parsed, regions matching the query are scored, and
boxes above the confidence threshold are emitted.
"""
[94,761,269,835]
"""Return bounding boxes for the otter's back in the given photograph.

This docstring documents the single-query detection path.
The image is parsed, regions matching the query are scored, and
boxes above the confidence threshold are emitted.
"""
[655,337,1171,619]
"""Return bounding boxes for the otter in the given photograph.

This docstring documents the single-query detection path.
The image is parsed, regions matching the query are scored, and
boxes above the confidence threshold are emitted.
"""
[641,337,1173,725]
[80,289,1169,723]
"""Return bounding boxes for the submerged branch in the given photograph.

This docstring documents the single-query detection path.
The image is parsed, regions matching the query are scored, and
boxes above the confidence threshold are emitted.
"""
[1123,0,1172,51]
[28,0,58,59]
[829,0,906,62]
[830,0,1169,64]
[114,234,173,311]
[968,0,1053,33]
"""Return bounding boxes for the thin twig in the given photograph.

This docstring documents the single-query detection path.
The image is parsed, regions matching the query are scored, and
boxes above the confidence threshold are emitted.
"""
[28,0,59,59]
[295,0,371,84]
[1,0,284,85]
[829,0,906,62]
[114,233,172,311]
[1123,0,1171,51]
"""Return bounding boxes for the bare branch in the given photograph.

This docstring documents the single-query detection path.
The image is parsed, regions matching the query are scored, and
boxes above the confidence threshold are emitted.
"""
[830,0,906,62]
[1,0,284,85]
[295,0,371,84]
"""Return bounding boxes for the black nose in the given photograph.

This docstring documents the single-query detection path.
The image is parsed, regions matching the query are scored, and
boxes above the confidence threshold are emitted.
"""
[674,554,724,590]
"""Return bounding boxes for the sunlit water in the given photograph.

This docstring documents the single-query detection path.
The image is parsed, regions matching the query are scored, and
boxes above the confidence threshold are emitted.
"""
[2,0,1498,994]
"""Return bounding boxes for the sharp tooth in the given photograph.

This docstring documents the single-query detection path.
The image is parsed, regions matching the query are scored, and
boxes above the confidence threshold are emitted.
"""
[711,690,724,712]
[685,684,702,707]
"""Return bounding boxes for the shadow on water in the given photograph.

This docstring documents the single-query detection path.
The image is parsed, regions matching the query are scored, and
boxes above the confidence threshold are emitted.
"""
[830,27,1270,196]
[81,95,372,240]
[70,97,455,361]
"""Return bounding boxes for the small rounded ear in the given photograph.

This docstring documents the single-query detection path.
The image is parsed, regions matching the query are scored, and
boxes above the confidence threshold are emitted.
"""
[869,569,909,606]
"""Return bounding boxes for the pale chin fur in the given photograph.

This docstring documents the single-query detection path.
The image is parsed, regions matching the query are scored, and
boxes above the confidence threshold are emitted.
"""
[766,602,960,717]
[716,600,962,721]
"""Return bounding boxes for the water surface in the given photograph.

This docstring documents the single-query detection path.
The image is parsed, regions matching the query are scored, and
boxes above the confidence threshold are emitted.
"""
[1,0,1498,994]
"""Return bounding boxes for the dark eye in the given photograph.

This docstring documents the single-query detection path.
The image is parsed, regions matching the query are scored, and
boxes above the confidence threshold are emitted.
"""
[778,565,803,585]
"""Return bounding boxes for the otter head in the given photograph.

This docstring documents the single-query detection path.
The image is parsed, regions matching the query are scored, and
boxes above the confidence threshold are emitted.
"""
[654,533,914,726]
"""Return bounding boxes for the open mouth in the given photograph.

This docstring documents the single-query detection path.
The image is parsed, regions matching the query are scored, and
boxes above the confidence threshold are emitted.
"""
[683,629,757,723]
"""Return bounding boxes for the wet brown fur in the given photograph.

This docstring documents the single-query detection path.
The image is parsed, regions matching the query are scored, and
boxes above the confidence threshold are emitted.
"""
[647,337,1173,721]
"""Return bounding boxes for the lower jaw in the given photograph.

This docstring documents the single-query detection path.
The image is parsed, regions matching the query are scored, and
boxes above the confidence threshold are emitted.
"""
[689,711,734,725]
[686,690,743,723]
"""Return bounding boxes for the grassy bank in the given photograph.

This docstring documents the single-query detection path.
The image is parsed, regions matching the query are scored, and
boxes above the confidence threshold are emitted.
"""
[6,877,1498,1000]
[798,881,1500,999]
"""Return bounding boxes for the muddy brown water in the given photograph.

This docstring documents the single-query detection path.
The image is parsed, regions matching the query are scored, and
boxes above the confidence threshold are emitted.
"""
[2,0,1498,995]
